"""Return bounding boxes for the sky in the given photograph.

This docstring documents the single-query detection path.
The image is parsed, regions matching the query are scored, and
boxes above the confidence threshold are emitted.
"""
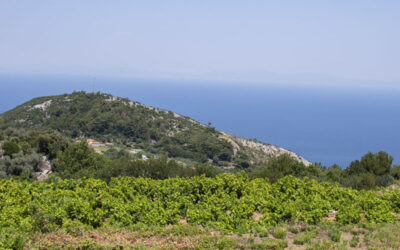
[0,0,399,87]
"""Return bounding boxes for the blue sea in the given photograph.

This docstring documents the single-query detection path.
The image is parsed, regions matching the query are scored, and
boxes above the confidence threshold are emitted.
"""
[1,73,399,167]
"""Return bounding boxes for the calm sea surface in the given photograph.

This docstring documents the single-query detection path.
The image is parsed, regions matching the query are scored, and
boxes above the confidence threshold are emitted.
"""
[1,73,399,167]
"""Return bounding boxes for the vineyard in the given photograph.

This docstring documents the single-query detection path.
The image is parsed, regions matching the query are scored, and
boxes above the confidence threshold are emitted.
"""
[1,174,400,248]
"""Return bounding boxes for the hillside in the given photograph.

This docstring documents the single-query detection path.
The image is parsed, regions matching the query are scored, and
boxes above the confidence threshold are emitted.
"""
[0,91,310,168]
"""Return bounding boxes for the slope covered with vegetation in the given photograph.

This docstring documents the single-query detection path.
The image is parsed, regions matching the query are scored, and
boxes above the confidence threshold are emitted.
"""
[0,91,309,169]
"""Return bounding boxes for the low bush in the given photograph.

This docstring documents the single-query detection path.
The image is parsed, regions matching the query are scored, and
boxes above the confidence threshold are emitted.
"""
[273,227,287,239]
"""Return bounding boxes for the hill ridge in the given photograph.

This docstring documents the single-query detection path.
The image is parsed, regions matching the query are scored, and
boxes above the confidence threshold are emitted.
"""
[0,91,311,168]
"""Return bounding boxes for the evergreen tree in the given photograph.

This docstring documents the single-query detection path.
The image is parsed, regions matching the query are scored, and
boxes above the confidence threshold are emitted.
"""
[3,141,20,157]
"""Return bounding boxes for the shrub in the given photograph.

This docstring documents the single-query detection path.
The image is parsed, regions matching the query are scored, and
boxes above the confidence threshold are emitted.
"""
[350,236,360,247]
[62,219,87,237]
[250,239,288,249]
[273,228,287,239]
[328,228,341,242]
[289,226,299,234]
[293,230,318,245]
[253,226,269,237]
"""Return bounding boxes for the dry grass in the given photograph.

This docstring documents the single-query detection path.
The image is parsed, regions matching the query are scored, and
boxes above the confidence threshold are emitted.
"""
[26,223,400,249]
[30,228,200,249]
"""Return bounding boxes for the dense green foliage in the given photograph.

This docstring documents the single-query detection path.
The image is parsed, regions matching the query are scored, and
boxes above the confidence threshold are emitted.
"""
[54,141,107,178]
[3,141,20,157]
[0,152,41,179]
[0,127,221,181]
[250,154,320,183]
[158,126,234,163]
[100,157,220,181]
[343,151,395,189]
[0,129,71,180]
[54,141,220,180]
[1,174,399,248]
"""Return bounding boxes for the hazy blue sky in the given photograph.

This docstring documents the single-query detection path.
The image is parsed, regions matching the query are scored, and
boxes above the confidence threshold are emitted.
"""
[1,1,399,86]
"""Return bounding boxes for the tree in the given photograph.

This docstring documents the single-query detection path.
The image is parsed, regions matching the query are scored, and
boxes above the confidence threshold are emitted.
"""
[390,165,400,180]
[324,164,343,183]
[346,151,393,176]
[37,131,70,159]
[355,172,377,190]
[54,141,107,179]
[0,151,41,179]
[193,163,220,177]
[251,154,308,183]
[360,151,393,176]
[3,141,20,157]
[376,174,394,187]
[346,160,364,176]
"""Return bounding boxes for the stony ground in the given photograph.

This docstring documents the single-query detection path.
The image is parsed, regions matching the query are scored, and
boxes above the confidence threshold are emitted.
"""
[26,223,400,249]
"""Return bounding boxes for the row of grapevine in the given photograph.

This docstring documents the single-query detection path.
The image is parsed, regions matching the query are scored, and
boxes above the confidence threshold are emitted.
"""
[0,174,399,248]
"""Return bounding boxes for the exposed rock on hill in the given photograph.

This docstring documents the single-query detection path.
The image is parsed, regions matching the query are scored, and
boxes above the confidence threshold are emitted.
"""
[35,156,52,182]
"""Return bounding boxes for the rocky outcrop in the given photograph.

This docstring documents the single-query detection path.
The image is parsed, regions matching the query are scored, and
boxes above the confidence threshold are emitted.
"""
[228,135,311,166]
[29,100,52,111]
[35,156,52,182]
